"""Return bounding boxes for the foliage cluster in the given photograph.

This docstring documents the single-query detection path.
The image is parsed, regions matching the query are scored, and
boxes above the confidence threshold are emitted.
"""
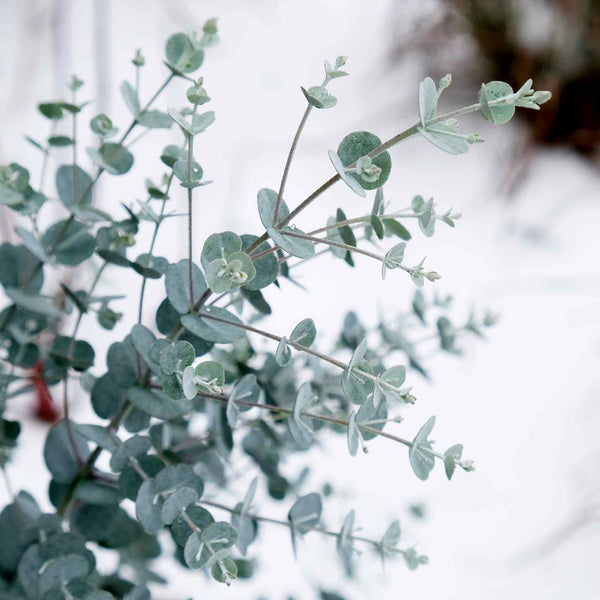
[0,21,549,599]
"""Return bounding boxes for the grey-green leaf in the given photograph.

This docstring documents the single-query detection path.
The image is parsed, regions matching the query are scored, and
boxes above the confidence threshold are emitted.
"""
[257,188,290,229]
[267,226,315,259]
[87,143,134,175]
[408,416,436,481]
[181,307,244,344]
[337,131,391,191]
[275,337,292,367]
[127,387,193,419]
[290,318,317,347]
[161,487,199,525]
[120,81,140,116]
[165,259,208,314]
[418,77,438,126]
[288,382,314,450]
[478,81,515,125]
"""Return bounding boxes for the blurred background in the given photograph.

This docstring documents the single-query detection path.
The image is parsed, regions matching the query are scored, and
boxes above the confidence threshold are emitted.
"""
[1,0,600,598]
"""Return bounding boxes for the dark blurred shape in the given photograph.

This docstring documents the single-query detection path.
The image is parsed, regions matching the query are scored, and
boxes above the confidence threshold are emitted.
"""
[31,361,59,423]
[392,0,600,158]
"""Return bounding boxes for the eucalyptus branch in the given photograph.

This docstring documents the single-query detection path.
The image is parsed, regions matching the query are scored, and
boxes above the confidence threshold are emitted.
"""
[272,103,313,225]
[80,72,175,211]
[71,85,80,207]
[62,84,85,469]
[308,212,423,236]
[191,310,412,397]
[195,310,347,370]
[249,88,539,258]
[270,230,390,265]
[244,174,339,255]
[138,175,176,323]
[190,390,463,470]
[37,121,56,191]
[71,262,107,338]
[20,71,177,291]
[166,288,213,341]
[117,72,175,150]
[200,497,410,556]
[187,133,195,306]
[56,398,132,517]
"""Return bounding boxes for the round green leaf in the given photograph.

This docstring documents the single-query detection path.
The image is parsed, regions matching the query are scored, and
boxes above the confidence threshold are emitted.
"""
[165,259,208,315]
[181,307,244,344]
[106,340,138,388]
[241,234,278,290]
[478,81,515,125]
[267,225,315,259]
[38,102,64,120]
[165,33,204,73]
[42,220,96,266]
[127,387,193,419]
[341,361,374,405]
[44,421,90,484]
[0,243,43,293]
[290,318,317,347]
[159,340,195,375]
[257,188,290,229]
[337,131,391,190]
[49,336,94,371]
[170,505,214,547]
[201,232,242,268]
[87,143,134,175]
[408,416,436,481]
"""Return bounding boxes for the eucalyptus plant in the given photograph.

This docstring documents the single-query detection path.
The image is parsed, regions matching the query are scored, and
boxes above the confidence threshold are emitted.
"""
[0,22,550,599]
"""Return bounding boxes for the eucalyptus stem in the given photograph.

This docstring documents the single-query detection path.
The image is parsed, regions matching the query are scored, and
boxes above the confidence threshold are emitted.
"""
[244,173,339,255]
[268,230,388,264]
[200,497,407,556]
[248,93,514,258]
[61,260,108,467]
[251,228,417,278]
[117,72,175,148]
[57,398,132,517]
[138,169,177,323]
[278,174,340,229]
[196,389,467,469]
[125,128,151,149]
[71,88,79,204]
[278,245,331,267]
[21,72,177,292]
[1,467,13,501]
[71,261,107,339]
[187,132,195,306]
[195,310,346,370]
[192,310,396,390]
[185,89,490,314]
[193,390,428,458]
[308,212,420,236]
[62,93,85,467]
[279,235,369,273]
[181,508,200,531]
[272,103,313,225]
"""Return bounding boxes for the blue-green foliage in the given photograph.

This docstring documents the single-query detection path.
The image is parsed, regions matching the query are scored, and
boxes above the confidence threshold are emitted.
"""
[0,18,547,598]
